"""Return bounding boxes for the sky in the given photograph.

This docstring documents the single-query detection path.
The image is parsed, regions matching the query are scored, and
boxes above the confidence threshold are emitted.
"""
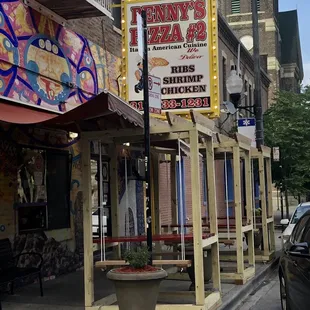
[279,0,310,85]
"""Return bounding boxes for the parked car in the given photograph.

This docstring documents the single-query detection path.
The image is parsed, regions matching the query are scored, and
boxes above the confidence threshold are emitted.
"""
[280,202,310,247]
[279,210,310,310]
[92,209,107,235]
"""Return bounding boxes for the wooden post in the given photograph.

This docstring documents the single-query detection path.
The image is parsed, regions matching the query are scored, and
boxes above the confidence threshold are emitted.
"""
[206,137,221,292]
[259,153,269,256]
[266,157,276,252]
[109,145,120,258]
[266,158,273,218]
[233,146,244,276]
[189,129,204,305]
[244,150,255,267]
[81,137,94,307]
[170,155,178,226]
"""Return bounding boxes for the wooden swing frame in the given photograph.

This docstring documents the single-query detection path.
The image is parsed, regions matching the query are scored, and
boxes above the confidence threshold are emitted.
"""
[81,110,221,310]
[209,133,256,285]
[214,145,276,265]
[250,146,276,262]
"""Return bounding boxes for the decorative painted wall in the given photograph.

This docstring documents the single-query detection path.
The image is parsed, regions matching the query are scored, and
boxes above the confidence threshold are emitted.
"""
[0,1,122,113]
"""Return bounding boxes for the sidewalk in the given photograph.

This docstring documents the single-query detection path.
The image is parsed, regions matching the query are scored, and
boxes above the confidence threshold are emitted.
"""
[1,230,282,310]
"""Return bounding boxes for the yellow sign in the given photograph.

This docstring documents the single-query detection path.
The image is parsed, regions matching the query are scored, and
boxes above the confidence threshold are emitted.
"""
[121,0,220,118]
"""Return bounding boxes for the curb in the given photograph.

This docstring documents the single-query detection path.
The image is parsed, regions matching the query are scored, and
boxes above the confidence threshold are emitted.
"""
[218,252,280,310]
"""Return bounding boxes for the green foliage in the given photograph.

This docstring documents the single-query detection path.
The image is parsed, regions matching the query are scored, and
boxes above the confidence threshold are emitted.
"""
[123,246,151,269]
[255,208,262,216]
[264,87,310,196]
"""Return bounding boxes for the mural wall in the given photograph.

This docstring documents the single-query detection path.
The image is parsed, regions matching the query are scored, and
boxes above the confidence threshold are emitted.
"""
[0,0,122,112]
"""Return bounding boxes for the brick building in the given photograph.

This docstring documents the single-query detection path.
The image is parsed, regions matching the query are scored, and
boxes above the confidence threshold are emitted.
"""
[219,0,303,99]
[158,13,271,225]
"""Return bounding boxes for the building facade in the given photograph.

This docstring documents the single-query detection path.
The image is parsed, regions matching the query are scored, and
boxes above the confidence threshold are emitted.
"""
[0,0,270,280]
[219,0,303,99]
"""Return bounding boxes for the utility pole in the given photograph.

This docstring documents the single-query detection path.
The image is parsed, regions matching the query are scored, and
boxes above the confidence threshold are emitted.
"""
[252,0,264,148]
[141,10,153,265]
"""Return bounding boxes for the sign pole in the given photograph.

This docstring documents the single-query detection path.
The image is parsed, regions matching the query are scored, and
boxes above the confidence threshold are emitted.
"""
[141,9,153,265]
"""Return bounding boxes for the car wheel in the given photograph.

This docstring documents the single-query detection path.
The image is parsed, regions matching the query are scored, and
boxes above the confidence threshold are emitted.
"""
[280,273,290,310]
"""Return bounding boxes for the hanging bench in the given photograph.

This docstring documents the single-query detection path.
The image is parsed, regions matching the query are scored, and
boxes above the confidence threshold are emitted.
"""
[93,233,214,244]
[94,233,215,268]
[95,259,191,268]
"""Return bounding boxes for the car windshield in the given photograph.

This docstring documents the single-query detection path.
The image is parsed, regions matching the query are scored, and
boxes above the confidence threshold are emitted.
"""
[291,205,310,224]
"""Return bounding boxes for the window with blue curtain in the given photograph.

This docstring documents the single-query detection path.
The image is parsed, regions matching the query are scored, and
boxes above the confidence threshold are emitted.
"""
[224,159,234,216]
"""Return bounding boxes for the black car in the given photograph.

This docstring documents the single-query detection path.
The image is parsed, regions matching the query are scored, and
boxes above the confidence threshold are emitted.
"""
[279,210,310,310]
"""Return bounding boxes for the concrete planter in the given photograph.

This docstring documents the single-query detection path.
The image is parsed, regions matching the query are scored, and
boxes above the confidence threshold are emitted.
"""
[245,229,263,249]
[107,268,167,310]
[186,248,212,290]
[254,230,263,249]
[178,245,212,290]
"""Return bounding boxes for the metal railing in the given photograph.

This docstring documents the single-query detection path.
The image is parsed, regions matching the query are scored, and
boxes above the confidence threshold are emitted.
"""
[91,0,112,14]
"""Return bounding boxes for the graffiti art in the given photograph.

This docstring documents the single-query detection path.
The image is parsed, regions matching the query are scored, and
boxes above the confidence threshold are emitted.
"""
[0,1,121,112]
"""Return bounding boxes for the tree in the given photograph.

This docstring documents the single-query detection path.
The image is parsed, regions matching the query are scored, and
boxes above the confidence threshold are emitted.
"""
[264,87,310,199]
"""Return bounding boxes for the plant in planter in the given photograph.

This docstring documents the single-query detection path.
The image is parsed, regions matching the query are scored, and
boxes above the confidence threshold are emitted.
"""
[255,207,262,217]
[107,246,167,310]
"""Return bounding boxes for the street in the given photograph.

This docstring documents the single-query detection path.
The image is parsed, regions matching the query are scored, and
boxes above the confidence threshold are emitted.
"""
[238,270,281,310]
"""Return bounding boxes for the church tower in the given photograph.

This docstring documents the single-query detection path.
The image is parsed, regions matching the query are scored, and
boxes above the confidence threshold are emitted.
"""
[219,0,281,104]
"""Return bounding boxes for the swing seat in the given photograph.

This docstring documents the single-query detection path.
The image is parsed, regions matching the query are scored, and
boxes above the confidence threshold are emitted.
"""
[95,259,191,268]
[221,239,235,246]
[93,233,214,244]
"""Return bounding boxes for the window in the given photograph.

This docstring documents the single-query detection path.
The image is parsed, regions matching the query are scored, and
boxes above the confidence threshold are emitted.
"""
[244,80,248,107]
[301,218,310,244]
[46,150,72,230]
[251,0,261,12]
[291,205,310,224]
[249,84,253,115]
[112,0,121,29]
[291,216,309,243]
[231,0,240,14]
[17,148,72,232]
[222,57,227,101]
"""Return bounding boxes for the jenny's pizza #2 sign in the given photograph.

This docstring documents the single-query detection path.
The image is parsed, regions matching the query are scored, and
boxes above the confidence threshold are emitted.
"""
[125,0,211,113]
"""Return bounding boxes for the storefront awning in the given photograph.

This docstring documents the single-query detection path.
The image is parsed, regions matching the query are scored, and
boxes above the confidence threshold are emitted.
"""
[0,91,143,131]
[0,100,58,124]
[44,91,144,131]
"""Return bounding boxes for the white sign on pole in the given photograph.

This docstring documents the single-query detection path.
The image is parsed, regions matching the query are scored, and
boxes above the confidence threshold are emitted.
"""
[238,118,256,147]
[273,147,280,162]
[148,75,161,114]
[136,13,144,59]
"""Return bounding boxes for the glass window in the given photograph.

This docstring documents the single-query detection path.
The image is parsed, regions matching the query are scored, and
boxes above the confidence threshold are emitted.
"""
[231,0,240,14]
[300,217,310,244]
[222,57,227,101]
[291,205,310,224]
[17,148,71,232]
[112,0,121,29]
[251,0,261,11]
[249,84,253,115]
[292,216,309,243]
[244,80,248,116]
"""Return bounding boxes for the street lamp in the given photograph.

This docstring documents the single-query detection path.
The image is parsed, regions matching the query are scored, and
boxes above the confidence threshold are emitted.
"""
[226,68,243,108]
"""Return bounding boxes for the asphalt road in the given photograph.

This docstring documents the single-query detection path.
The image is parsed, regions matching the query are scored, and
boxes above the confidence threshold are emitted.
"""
[238,270,281,310]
